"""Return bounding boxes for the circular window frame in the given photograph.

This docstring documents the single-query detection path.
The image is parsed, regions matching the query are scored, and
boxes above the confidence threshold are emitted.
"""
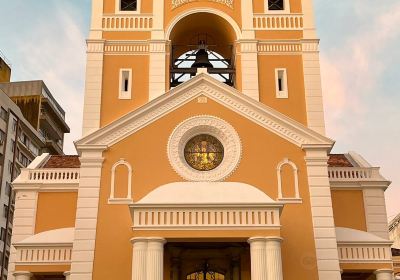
[167,115,242,182]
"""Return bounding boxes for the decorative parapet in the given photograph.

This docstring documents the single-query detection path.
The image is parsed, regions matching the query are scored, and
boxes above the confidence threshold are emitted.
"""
[13,168,80,190]
[104,41,150,55]
[130,204,281,230]
[257,41,302,54]
[102,15,153,31]
[14,245,72,265]
[328,167,388,183]
[253,14,303,30]
[337,242,393,263]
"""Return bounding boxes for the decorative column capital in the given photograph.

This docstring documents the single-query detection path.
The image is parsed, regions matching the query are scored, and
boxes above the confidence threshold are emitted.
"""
[13,271,32,280]
[64,271,71,280]
[374,269,394,280]
[248,236,267,244]
[265,236,283,243]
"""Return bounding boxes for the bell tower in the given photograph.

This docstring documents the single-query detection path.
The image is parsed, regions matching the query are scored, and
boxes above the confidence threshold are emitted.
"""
[82,0,325,136]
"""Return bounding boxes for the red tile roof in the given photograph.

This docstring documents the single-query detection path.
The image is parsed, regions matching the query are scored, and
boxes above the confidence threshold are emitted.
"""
[328,154,353,167]
[42,155,80,168]
[40,155,352,169]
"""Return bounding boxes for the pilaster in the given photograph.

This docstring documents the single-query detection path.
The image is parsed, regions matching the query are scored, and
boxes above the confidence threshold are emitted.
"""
[69,148,105,280]
[302,40,326,135]
[7,191,38,280]
[82,40,105,136]
[148,41,167,101]
[363,187,390,239]
[89,0,104,39]
[240,0,255,39]
[304,147,341,280]
[239,40,260,101]
[151,0,165,40]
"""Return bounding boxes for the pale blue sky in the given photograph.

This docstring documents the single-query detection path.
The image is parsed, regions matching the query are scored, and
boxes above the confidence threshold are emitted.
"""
[0,0,399,218]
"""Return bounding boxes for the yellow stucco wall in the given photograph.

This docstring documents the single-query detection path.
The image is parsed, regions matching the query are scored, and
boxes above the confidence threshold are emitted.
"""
[331,190,367,232]
[92,98,319,280]
[35,192,78,234]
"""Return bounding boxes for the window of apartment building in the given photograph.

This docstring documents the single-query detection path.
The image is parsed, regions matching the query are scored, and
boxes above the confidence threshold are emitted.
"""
[13,119,18,132]
[19,133,29,147]
[6,230,11,246]
[0,130,5,144]
[4,252,9,270]
[0,228,5,242]
[0,107,7,121]
[29,143,39,156]
[7,161,13,176]
[3,205,8,219]
[18,153,29,167]
[10,140,14,153]
[5,183,11,197]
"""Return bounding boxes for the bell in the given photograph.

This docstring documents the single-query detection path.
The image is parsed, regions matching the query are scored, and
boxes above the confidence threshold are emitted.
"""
[192,42,213,69]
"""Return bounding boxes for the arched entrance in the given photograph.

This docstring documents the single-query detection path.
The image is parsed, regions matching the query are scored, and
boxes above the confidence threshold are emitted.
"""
[168,12,238,88]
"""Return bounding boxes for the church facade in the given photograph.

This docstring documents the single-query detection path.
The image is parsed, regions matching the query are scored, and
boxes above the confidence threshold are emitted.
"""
[7,0,396,280]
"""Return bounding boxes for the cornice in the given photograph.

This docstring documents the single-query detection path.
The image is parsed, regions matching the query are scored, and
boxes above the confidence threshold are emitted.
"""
[76,74,334,149]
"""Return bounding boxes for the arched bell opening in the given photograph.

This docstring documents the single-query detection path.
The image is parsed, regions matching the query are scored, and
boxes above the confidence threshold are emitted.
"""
[168,12,237,89]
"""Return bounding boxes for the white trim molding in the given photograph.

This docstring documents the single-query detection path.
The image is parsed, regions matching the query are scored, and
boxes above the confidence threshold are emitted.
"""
[82,39,105,137]
[76,74,334,150]
[109,159,133,204]
[115,0,141,14]
[304,148,341,280]
[119,68,133,100]
[69,149,105,280]
[172,0,234,9]
[253,14,303,31]
[167,115,242,182]
[276,158,301,203]
[102,15,153,31]
[165,8,242,40]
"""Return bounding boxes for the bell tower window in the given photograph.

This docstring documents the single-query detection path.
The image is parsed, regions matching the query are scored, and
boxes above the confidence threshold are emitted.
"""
[116,0,140,13]
[121,0,137,11]
[266,0,290,13]
[268,0,284,10]
[275,68,288,99]
[119,69,132,100]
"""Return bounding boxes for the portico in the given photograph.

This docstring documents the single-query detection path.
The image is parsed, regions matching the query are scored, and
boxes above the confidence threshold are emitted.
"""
[129,182,284,280]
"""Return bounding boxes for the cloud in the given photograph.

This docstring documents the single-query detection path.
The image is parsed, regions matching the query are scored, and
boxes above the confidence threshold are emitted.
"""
[319,1,400,218]
[11,2,88,155]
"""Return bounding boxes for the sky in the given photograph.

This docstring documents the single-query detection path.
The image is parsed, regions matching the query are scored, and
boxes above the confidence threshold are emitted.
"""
[0,0,399,219]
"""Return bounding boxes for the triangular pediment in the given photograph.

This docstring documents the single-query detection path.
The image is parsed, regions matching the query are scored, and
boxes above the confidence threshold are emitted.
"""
[75,74,334,150]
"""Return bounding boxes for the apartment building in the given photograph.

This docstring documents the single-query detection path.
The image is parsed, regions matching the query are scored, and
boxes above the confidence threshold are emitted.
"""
[0,80,70,278]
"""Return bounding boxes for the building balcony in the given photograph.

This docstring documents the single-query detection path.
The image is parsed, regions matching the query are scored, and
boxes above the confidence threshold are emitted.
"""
[13,167,80,191]
[13,228,73,266]
[336,227,394,273]
[128,182,283,238]
[328,166,390,190]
